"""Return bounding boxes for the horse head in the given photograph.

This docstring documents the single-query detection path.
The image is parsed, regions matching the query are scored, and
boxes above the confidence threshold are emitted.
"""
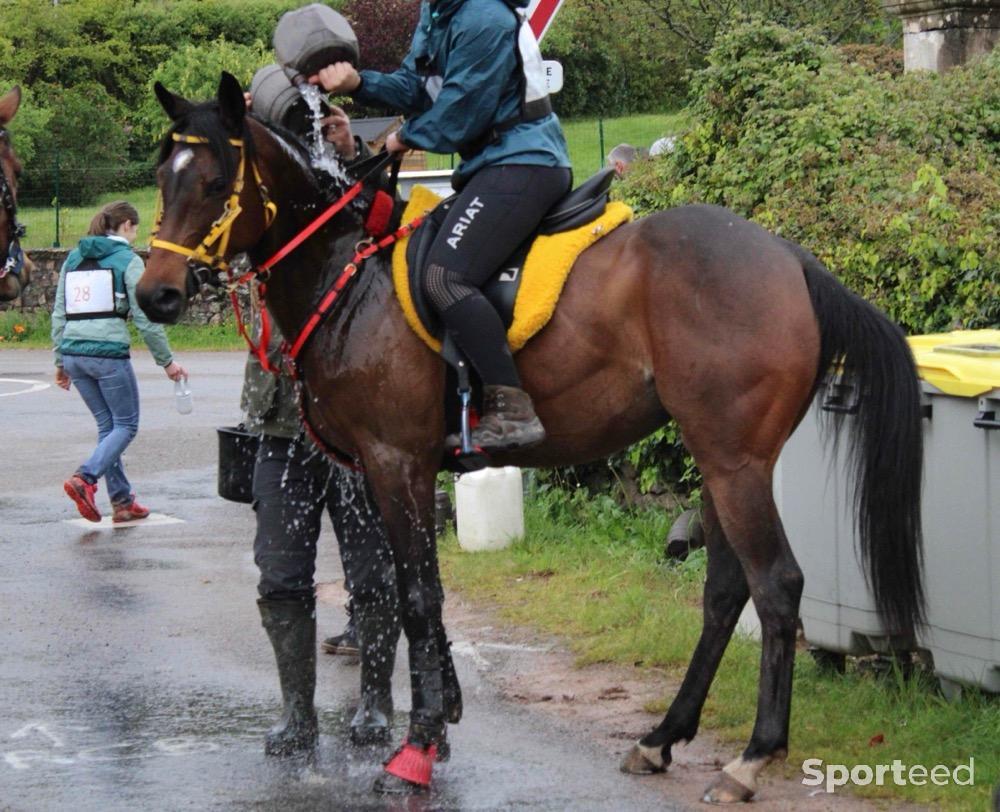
[137,72,281,323]
[0,86,31,302]
[138,69,374,327]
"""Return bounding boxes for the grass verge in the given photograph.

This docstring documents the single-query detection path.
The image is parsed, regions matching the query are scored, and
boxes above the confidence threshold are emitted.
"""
[438,485,998,809]
[0,310,245,352]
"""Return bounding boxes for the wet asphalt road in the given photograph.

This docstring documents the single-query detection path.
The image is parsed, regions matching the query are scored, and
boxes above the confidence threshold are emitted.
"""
[0,350,684,812]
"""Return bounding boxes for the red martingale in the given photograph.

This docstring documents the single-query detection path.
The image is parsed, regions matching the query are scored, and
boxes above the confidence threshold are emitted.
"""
[383,741,437,787]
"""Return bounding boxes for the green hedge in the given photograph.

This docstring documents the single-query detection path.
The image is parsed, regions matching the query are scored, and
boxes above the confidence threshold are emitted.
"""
[624,22,1000,332]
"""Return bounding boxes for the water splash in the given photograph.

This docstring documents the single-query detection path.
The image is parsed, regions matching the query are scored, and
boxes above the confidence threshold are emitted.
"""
[297,84,348,185]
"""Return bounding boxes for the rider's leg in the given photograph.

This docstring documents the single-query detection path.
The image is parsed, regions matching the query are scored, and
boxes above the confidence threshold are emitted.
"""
[423,164,571,451]
[254,434,329,756]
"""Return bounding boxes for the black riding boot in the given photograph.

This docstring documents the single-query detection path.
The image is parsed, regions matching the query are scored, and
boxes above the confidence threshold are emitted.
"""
[258,598,319,756]
[350,600,400,745]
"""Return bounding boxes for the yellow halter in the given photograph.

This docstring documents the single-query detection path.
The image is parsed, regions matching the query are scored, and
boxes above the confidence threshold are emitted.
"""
[150,133,278,276]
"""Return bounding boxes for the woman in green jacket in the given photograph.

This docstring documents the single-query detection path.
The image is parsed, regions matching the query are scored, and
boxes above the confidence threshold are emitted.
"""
[52,201,187,523]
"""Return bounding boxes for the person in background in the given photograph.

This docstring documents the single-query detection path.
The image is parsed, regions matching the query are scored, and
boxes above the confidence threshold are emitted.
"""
[310,0,573,454]
[606,143,648,177]
[53,201,186,523]
[649,135,677,157]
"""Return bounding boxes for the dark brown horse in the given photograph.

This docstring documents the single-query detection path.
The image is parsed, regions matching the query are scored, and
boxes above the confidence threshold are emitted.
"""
[138,75,925,802]
[0,86,32,302]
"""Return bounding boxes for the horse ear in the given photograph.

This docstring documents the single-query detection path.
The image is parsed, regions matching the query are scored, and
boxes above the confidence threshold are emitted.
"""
[154,82,193,121]
[217,72,246,134]
[0,86,21,127]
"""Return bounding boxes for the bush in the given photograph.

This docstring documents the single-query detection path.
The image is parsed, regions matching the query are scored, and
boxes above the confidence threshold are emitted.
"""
[131,38,273,149]
[624,20,1000,332]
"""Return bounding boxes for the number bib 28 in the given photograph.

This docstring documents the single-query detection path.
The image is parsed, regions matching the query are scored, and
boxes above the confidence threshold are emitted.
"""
[65,266,125,320]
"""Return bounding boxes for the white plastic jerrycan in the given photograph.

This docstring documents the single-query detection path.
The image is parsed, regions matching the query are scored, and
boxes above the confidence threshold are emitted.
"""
[455,466,524,552]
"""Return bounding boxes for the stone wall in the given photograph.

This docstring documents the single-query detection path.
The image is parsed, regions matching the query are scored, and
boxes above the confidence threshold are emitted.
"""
[0,248,233,325]
[883,0,1000,72]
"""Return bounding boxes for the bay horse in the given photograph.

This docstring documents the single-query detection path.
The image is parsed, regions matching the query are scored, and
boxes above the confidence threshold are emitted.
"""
[0,86,31,302]
[137,75,925,802]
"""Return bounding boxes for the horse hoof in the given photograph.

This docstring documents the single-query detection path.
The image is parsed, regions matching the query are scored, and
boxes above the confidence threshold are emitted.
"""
[702,771,756,804]
[620,743,667,775]
[373,773,429,796]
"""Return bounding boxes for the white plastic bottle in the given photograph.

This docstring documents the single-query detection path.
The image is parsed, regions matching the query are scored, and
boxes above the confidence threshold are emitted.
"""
[174,377,193,415]
[455,467,525,552]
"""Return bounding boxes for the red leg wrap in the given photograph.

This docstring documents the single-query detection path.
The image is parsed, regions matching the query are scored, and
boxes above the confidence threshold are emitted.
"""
[384,742,437,787]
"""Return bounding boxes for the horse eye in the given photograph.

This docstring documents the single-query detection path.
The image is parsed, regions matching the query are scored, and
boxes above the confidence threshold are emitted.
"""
[205,177,228,196]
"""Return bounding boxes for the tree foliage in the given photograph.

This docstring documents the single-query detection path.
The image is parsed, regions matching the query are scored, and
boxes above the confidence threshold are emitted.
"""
[635,0,892,55]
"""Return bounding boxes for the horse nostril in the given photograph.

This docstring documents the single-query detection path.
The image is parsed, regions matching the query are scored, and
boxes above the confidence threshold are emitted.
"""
[143,285,184,324]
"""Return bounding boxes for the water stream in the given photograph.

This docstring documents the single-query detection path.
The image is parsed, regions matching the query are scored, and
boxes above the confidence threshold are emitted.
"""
[297,83,349,185]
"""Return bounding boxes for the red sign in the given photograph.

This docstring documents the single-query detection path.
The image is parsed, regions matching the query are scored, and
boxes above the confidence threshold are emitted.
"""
[527,0,565,43]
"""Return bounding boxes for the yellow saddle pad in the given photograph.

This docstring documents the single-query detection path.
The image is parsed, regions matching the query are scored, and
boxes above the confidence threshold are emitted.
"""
[392,185,633,353]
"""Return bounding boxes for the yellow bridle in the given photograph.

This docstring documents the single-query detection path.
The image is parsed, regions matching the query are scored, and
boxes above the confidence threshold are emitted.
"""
[150,133,278,276]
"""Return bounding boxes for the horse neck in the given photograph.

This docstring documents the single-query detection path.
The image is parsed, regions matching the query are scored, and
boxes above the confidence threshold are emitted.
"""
[248,130,366,339]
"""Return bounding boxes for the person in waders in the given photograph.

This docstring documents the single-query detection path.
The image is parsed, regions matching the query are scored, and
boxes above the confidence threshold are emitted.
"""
[242,85,460,754]
[310,0,572,453]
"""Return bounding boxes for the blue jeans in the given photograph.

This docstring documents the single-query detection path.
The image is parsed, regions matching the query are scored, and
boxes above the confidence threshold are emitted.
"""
[62,355,140,505]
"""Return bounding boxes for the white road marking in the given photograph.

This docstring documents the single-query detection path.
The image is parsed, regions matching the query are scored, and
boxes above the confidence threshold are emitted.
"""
[10,723,64,748]
[63,513,186,529]
[451,640,552,670]
[0,378,50,397]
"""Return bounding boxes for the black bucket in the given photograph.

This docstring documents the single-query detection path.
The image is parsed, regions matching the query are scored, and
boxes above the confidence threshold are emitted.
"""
[217,425,260,504]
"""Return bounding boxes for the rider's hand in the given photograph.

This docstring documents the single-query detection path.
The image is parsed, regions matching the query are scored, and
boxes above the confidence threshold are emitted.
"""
[243,91,253,111]
[322,106,356,159]
[385,130,409,155]
[164,361,187,382]
[309,62,361,94]
[55,367,71,391]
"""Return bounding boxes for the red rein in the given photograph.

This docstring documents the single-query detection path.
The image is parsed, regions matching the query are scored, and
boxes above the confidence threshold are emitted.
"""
[228,185,416,377]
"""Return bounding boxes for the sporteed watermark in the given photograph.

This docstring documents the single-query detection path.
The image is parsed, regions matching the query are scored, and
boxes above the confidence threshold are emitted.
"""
[802,758,976,793]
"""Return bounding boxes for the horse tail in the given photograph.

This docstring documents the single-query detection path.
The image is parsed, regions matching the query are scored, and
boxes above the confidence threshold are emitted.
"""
[789,240,926,636]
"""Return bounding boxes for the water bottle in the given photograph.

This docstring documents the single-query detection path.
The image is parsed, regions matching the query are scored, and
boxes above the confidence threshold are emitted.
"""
[174,377,193,415]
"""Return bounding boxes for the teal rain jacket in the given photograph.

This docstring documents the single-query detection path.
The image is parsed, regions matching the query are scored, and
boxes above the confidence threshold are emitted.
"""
[354,0,571,188]
[51,236,173,367]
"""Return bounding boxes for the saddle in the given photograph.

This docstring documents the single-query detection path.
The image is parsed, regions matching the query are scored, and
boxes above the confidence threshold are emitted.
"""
[403,167,618,344]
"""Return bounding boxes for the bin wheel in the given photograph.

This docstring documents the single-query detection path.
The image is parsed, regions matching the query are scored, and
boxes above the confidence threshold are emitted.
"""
[808,647,846,675]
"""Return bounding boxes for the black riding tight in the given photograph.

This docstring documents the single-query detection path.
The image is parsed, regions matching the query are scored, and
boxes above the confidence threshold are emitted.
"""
[423,163,571,388]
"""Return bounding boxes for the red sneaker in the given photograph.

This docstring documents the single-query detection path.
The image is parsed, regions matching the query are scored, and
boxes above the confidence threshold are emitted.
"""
[64,475,100,522]
[112,499,151,524]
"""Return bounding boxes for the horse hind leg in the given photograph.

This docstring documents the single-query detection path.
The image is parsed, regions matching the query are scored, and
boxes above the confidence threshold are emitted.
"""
[699,466,804,804]
[621,490,750,776]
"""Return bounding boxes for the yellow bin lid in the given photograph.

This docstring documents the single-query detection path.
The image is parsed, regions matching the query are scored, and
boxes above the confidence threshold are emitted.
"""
[906,329,1000,397]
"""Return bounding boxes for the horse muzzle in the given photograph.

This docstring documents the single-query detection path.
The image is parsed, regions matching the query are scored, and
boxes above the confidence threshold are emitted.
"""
[137,281,186,324]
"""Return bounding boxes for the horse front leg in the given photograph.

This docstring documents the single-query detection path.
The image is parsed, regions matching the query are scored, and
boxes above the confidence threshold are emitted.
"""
[362,448,449,794]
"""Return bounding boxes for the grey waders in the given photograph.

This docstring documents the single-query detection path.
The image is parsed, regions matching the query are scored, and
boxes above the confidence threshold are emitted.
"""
[258,598,318,756]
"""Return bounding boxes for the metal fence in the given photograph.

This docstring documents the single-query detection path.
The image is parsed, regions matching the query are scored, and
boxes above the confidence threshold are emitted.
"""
[18,116,679,249]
